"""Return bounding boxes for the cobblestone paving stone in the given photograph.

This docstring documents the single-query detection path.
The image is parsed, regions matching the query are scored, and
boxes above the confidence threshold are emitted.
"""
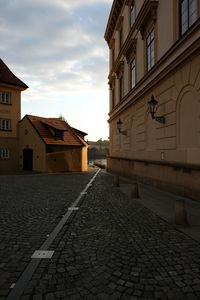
[17,171,200,299]
[0,170,96,299]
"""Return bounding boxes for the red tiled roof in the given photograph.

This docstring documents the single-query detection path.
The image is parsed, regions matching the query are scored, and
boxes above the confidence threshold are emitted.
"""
[72,127,87,136]
[24,115,88,147]
[0,59,28,89]
[41,119,67,131]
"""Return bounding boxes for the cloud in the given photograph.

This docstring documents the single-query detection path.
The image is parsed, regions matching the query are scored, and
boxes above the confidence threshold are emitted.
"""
[0,0,113,139]
[49,0,112,10]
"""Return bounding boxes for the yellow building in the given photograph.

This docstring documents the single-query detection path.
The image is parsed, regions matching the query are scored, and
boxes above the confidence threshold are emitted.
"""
[0,59,88,173]
[105,0,200,200]
[0,59,28,171]
[19,115,88,173]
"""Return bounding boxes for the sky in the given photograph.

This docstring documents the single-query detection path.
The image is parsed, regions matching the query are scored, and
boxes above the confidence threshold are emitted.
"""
[0,0,113,141]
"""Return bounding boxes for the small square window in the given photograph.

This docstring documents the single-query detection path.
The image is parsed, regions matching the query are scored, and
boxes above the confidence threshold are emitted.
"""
[1,149,10,159]
[0,119,11,130]
[0,92,11,104]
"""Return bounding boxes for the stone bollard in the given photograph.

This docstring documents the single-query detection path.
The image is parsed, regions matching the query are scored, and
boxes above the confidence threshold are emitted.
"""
[114,174,119,187]
[175,199,189,226]
[131,182,139,198]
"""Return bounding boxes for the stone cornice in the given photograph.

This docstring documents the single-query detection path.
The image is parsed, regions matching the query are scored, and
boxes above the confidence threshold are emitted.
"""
[112,60,124,79]
[116,61,125,79]
[104,0,158,44]
[135,0,158,39]
[125,0,134,5]
[109,38,115,49]
[123,38,137,63]
[116,16,124,31]
[104,0,124,45]
[108,75,116,89]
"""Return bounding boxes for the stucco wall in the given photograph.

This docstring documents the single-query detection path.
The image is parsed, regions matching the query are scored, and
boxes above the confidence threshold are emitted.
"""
[19,118,46,172]
[0,83,21,138]
[46,147,86,173]
[0,138,19,170]
[0,83,22,171]
[81,146,88,172]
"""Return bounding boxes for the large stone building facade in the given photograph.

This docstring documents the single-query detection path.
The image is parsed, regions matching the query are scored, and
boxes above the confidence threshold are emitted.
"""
[105,0,200,200]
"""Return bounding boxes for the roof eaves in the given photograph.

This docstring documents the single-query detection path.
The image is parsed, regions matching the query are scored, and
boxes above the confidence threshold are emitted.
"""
[25,115,47,146]
[69,126,87,146]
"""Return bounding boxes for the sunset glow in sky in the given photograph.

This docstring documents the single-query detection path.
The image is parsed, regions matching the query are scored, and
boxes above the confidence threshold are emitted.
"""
[0,0,113,140]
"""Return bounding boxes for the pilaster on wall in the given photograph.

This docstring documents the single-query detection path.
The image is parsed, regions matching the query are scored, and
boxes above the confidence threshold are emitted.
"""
[109,52,200,165]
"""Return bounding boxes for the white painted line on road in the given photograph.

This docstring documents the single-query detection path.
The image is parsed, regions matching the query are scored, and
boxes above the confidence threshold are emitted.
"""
[68,207,79,211]
[31,250,54,259]
[7,168,101,300]
[10,283,15,289]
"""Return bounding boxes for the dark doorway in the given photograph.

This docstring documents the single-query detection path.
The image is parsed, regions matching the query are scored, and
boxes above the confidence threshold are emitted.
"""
[23,149,33,171]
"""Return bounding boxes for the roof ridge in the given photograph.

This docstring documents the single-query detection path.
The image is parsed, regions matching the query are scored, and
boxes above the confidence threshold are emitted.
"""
[0,58,28,89]
[25,115,87,147]
[69,126,88,146]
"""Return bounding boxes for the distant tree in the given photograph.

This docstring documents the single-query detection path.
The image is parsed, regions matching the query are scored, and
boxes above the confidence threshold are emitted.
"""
[104,147,109,155]
[88,147,98,159]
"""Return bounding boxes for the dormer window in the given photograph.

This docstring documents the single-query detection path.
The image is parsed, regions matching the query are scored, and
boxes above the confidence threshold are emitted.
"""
[42,121,65,141]
[55,130,64,140]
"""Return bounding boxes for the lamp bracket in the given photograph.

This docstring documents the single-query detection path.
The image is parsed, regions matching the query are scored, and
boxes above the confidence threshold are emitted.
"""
[155,116,165,124]
[118,129,127,135]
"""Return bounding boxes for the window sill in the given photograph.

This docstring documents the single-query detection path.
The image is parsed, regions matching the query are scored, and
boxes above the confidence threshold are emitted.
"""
[0,158,10,160]
[0,102,12,105]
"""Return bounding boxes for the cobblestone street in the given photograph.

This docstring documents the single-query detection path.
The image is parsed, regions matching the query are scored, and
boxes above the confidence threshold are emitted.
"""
[1,169,200,299]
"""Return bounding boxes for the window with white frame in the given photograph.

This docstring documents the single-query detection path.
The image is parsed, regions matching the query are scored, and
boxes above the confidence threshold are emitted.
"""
[146,29,155,71]
[180,0,197,35]
[0,92,11,104]
[130,59,136,89]
[0,149,10,159]
[130,1,135,27]
[0,119,11,130]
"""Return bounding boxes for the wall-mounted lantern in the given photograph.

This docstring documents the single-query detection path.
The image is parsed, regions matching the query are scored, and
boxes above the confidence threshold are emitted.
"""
[148,95,165,124]
[117,118,127,135]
